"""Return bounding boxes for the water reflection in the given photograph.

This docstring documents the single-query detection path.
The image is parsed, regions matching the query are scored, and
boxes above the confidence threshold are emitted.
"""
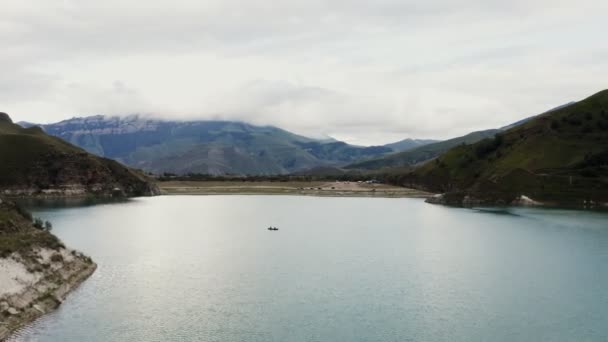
[9,196,608,342]
[14,196,132,211]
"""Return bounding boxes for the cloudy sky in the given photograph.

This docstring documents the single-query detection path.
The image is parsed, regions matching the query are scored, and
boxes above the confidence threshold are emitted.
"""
[2,0,607,145]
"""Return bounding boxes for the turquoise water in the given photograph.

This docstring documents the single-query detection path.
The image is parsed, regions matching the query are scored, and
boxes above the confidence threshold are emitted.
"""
[9,196,608,341]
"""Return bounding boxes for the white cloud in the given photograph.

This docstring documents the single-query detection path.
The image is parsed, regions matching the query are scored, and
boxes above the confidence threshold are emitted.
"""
[1,0,607,144]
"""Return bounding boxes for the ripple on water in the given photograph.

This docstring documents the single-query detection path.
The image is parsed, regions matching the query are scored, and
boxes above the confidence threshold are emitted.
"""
[9,196,608,342]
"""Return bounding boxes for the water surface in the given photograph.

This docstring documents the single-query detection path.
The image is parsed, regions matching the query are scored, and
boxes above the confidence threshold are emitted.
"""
[10,196,608,341]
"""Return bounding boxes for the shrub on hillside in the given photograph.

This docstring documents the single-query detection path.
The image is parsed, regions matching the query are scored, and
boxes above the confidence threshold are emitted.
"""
[33,218,44,230]
[14,204,33,221]
[475,135,503,158]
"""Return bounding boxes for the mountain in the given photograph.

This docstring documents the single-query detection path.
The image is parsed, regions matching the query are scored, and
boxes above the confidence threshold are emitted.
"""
[0,113,159,196]
[345,129,499,170]
[383,138,439,152]
[391,90,608,206]
[27,115,394,175]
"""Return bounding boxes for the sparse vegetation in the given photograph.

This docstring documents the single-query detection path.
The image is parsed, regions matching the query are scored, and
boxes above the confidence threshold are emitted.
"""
[0,201,64,258]
[50,253,63,263]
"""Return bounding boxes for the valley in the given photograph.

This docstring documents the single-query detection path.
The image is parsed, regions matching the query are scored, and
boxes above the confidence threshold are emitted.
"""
[4,2,608,341]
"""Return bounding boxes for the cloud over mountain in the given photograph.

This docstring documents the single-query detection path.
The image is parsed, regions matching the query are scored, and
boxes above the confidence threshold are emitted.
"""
[2,0,608,144]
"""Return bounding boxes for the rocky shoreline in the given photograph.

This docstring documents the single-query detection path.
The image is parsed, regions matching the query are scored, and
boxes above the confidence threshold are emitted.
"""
[0,250,97,341]
[0,200,97,341]
[426,192,608,209]
[1,183,161,198]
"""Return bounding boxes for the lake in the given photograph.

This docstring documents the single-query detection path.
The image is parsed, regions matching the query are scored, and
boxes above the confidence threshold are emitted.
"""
[8,196,608,341]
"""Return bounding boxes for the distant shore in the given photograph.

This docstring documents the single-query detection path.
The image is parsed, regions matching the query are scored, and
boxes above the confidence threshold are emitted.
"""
[158,180,432,198]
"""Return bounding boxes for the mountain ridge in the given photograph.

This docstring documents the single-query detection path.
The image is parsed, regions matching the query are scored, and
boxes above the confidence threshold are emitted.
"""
[345,129,500,170]
[344,102,578,172]
[24,115,435,175]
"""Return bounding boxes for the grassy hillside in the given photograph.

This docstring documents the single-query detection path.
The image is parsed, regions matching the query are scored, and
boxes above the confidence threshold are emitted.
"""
[0,200,66,260]
[0,113,158,196]
[0,200,63,257]
[346,129,499,170]
[390,90,608,205]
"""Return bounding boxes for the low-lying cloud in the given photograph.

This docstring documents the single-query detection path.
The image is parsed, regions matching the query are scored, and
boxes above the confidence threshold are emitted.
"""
[2,0,607,144]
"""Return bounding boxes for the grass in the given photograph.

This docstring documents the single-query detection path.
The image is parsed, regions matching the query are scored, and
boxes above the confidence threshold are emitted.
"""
[0,231,64,258]
[0,203,64,258]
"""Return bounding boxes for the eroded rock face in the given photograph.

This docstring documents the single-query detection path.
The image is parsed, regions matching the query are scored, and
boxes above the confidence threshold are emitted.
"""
[511,195,543,206]
[0,201,97,340]
[425,194,446,204]
[0,248,96,340]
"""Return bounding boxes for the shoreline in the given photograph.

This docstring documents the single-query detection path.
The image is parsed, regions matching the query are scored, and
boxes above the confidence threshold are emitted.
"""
[425,193,608,210]
[157,180,433,198]
[163,191,431,198]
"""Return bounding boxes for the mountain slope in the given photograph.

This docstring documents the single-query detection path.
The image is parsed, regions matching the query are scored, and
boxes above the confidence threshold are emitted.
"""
[30,115,393,175]
[0,113,159,196]
[383,138,439,152]
[344,103,578,172]
[499,101,576,130]
[391,90,608,205]
[346,130,499,170]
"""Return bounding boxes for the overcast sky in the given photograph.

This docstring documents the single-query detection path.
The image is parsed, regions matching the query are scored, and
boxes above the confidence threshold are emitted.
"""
[2,0,607,145]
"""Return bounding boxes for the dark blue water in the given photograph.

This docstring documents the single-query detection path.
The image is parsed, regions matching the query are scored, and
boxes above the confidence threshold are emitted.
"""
[10,196,608,341]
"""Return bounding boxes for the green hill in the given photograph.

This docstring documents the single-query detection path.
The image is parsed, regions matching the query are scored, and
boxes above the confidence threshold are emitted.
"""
[389,90,608,206]
[0,113,159,197]
[345,129,499,170]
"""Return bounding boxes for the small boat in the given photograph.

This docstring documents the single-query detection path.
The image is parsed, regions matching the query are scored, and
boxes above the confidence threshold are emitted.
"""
[267,226,279,231]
